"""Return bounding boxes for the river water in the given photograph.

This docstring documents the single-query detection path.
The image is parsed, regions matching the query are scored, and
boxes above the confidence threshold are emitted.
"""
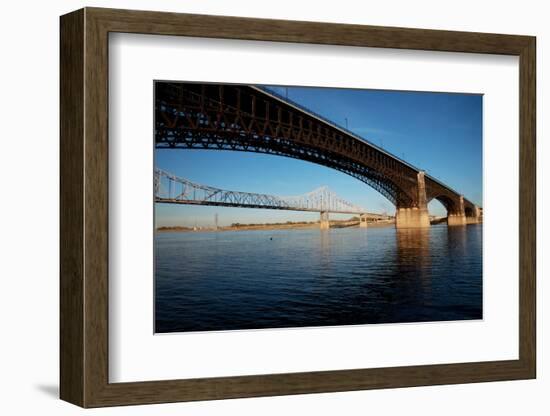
[155,224,482,333]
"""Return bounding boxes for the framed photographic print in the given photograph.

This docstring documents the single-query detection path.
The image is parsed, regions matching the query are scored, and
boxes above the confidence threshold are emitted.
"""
[60,7,536,408]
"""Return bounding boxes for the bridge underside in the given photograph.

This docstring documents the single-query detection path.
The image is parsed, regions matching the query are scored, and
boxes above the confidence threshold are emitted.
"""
[155,82,482,228]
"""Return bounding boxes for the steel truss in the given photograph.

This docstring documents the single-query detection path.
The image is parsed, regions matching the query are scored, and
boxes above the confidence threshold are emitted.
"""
[155,169,390,218]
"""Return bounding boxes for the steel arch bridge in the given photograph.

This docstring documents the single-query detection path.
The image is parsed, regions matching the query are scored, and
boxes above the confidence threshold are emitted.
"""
[155,82,482,228]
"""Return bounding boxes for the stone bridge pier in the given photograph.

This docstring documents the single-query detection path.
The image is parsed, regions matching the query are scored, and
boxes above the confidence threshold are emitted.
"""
[320,211,330,230]
[447,195,467,226]
[396,172,482,228]
[395,171,430,229]
[448,196,483,226]
[465,205,483,224]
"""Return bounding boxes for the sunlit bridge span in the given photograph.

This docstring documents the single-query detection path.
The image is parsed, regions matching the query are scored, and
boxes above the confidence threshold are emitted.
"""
[155,82,482,228]
[155,169,391,228]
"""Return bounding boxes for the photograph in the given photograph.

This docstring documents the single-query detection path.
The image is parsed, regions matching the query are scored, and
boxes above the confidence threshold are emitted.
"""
[48,3,538,411]
[153,81,483,333]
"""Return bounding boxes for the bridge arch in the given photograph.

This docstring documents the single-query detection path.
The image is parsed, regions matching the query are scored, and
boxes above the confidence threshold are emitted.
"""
[155,82,421,208]
[428,195,458,216]
[155,82,479,228]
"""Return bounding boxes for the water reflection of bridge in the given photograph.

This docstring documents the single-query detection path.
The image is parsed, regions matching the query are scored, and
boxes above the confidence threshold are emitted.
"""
[155,169,392,229]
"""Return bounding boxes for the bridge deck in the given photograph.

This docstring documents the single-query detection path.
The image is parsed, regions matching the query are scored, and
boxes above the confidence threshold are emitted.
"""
[155,198,391,218]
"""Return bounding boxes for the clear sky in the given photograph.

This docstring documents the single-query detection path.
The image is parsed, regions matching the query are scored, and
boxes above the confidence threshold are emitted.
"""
[155,85,482,227]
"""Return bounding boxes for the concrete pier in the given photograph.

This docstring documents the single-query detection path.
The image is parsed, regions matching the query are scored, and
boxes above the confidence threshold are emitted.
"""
[448,213,467,226]
[448,195,466,226]
[320,211,330,229]
[359,214,368,228]
[395,171,430,229]
[395,207,430,228]
[465,205,482,224]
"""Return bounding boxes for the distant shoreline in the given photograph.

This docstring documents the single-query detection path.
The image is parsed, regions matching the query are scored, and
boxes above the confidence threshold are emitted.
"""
[156,220,395,233]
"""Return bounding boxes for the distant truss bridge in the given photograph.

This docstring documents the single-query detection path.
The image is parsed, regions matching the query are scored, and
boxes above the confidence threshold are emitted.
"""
[154,169,390,220]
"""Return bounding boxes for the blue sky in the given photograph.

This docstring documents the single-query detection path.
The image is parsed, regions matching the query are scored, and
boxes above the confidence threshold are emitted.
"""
[155,85,482,227]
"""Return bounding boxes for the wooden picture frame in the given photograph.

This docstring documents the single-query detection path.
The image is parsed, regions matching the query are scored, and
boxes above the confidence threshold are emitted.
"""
[60,7,536,408]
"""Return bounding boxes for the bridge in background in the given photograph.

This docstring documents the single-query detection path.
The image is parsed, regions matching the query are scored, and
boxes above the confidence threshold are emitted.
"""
[155,169,392,229]
[155,82,482,228]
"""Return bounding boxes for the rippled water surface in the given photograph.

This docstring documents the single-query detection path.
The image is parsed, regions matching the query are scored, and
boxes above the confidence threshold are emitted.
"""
[155,224,482,333]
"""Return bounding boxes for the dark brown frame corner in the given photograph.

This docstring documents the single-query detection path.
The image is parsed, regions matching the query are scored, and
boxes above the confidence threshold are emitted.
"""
[60,7,536,408]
